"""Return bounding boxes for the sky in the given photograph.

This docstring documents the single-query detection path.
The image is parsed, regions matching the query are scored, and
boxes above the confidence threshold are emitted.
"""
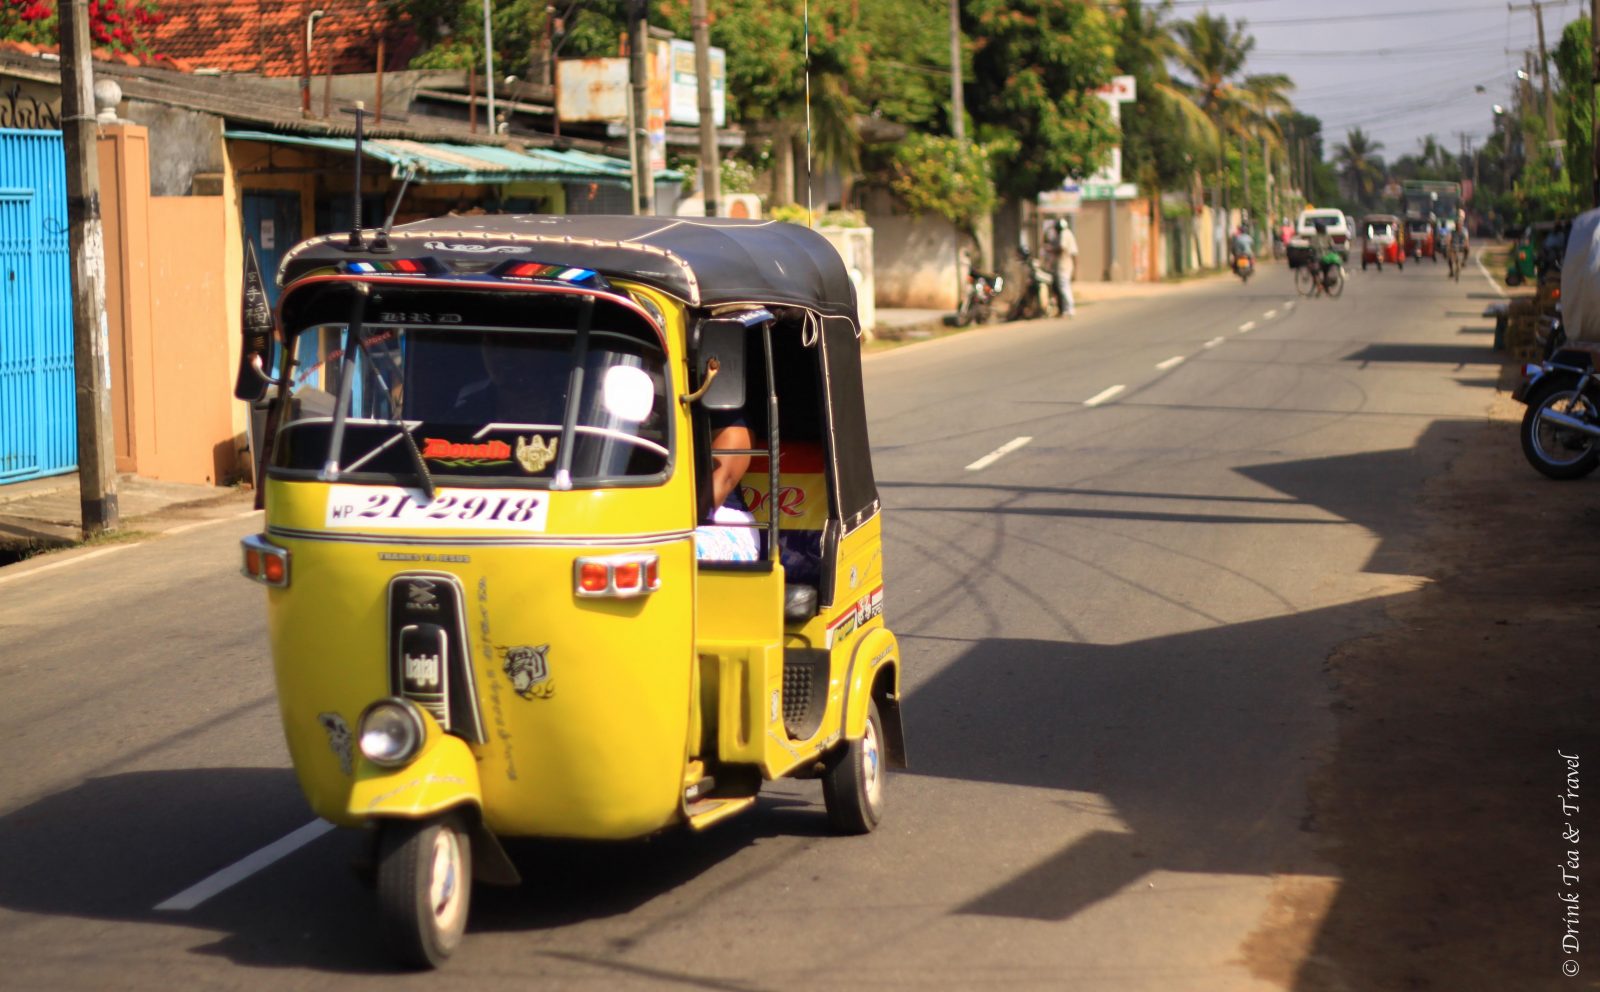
[1179,0,1589,162]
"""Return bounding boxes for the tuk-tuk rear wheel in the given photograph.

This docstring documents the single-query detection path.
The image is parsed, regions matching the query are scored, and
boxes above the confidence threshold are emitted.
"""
[822,699,885,834]
[375,813,473,969]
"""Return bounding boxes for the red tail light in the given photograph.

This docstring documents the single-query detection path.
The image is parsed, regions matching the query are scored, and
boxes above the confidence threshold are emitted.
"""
[240,535,290,587]
[574,554,661,599]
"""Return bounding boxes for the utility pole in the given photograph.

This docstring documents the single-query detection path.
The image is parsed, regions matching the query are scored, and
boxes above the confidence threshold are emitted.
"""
[948,0,964,145]
[1509,2,1560,142]
[482,0,497,133]
[59,0,118,538]
[691,0,719,216]
[627,0,653,215]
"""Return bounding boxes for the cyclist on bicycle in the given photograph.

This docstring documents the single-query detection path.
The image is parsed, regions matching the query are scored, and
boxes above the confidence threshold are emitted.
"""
[1308,219,1338,289]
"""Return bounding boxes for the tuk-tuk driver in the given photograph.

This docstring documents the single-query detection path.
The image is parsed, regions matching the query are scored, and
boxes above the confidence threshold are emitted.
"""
[695,411,760,561]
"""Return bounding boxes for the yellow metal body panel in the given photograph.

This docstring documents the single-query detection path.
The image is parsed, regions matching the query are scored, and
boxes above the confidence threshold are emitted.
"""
[695,566,785,769]
[347,712,481,819]
[265,470,699,839]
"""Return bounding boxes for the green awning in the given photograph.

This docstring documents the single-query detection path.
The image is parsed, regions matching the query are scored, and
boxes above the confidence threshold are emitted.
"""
[225,130,679,187]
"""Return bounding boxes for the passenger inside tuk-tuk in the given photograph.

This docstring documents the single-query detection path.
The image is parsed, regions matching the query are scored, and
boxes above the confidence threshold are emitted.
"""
[694,408,760,562]
[691,306,833,610]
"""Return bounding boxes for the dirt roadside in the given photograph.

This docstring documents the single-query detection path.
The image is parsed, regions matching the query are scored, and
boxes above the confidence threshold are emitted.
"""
[1246,377,1600,989]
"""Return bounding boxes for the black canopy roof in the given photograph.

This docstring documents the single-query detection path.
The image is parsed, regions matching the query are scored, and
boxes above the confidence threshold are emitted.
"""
[278,214,860,327]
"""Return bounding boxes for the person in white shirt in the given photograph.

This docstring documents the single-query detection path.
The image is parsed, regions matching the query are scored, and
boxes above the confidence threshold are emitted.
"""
[1044,218,1078,318]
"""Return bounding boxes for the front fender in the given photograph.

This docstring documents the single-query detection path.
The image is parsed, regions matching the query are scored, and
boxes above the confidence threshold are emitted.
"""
[843,628,907,768]
[347,715,482,820]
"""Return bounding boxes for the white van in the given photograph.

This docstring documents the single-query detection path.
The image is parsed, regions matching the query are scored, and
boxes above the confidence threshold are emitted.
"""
[1290,208,1351,262]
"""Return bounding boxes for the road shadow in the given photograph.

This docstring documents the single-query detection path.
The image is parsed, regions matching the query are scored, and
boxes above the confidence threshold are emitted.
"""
[0,767,826,973]
[1343,343,1500,366]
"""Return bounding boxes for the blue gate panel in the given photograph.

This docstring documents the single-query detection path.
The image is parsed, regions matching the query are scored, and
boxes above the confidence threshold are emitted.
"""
[0,129,75,484]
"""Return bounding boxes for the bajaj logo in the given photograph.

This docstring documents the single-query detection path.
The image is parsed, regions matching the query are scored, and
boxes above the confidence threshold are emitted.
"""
[406,580,440,611]
[404,652,442,689]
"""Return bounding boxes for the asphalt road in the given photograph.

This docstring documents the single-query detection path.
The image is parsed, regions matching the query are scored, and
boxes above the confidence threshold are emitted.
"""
[0,254,1505,990]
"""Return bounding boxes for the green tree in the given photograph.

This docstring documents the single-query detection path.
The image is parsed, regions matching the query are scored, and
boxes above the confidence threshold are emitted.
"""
[962,0,1118,200]
[890,133,996,237]
[1114,0,1209,196]
[1332,127,1385,209]
[1555,16,1594,209]
[656,1,870,204]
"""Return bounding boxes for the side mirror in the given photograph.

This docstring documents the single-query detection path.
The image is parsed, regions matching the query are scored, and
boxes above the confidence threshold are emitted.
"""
[693,318,748,411]
[234,241,275,401]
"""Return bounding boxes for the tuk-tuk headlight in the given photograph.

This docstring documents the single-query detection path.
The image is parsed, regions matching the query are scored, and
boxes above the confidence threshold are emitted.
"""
[358,698,426,768]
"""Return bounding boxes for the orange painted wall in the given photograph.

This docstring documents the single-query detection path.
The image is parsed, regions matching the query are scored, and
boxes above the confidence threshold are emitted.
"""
[145,196,235,484]
[99,124,238,486]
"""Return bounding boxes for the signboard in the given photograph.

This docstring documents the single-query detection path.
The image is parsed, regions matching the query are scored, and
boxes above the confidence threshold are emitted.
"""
[556,58,631,122]
[1039,186,1083,214]
[667,38,726,127]
[1096,75,1137,103]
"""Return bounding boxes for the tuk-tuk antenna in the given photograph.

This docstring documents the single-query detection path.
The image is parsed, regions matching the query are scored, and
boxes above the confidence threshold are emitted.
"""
[342,101,368,252]
[803,0,814,226]
[369,165,416,254]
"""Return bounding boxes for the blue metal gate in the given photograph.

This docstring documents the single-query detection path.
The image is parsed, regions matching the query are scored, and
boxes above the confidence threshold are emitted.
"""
[0,129,74,484]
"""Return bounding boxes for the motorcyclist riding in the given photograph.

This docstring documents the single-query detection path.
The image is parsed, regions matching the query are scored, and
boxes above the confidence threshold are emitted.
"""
[1230,226,1255,265]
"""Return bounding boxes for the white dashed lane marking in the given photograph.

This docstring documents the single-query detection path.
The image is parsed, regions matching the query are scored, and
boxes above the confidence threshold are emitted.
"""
[1156,355,1186,370]
[1239,321,1257,333]
[966,436,1034,472]
[1203,336,1225,349]
[1084,385,1126,407]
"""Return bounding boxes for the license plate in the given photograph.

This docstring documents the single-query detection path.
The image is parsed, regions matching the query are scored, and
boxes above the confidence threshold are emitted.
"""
[325,485,549,531]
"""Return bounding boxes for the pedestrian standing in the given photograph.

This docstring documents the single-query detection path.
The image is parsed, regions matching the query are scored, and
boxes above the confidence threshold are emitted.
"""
[1045,218,1078,318]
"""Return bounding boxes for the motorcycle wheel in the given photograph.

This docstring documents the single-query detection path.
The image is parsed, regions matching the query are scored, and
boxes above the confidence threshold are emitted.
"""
[1521,377,1600,479]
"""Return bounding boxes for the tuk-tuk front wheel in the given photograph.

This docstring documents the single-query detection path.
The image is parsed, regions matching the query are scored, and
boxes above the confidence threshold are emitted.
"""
[376,813,473,969]
[823,699,886,834]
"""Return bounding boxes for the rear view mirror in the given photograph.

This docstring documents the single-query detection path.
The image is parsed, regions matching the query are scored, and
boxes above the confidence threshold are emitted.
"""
[693,319,747,411]
[234,241,275,401]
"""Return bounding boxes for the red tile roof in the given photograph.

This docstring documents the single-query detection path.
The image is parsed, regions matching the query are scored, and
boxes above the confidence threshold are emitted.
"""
[149,0,418,77]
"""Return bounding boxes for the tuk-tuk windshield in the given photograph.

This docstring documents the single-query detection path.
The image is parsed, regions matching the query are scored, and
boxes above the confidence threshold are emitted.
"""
[272,323,670,485]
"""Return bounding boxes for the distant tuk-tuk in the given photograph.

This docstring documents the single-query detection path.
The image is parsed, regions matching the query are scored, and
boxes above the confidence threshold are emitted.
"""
[1405,218,1435,261]
[1361,214,1404,271]
[235,214,907,968]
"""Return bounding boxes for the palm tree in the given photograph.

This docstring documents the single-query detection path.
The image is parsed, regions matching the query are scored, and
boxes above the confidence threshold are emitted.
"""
[1332,127,1385,209]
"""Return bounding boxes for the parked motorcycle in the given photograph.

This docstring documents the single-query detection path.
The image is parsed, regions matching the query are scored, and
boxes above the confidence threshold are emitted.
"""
[1515,333,1600,479]
[1005,245,1060,322]
[953,262,1004,327]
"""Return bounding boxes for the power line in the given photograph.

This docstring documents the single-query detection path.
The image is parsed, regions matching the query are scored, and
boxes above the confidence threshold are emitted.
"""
[1238,1,1577,27]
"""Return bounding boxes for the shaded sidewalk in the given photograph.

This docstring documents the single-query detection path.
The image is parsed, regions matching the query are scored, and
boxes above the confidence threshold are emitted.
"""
[0,473,254,561]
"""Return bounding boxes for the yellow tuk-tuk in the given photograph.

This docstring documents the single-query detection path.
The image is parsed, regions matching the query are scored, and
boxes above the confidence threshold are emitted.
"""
[235,215,907,967]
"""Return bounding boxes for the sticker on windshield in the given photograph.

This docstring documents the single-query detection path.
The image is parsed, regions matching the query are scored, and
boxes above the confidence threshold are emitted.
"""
[325,485,549,531]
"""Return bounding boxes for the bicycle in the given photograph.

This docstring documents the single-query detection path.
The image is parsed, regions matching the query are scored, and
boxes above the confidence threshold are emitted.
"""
[1295,259,1344,299]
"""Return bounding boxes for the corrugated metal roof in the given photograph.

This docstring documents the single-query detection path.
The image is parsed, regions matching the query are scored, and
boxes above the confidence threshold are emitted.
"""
[224,130,680,187]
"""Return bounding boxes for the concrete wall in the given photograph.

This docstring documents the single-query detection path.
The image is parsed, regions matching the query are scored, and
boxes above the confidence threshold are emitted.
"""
[122,102,226,195]
[817,226,876,334]
[1071,198,1155,283]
